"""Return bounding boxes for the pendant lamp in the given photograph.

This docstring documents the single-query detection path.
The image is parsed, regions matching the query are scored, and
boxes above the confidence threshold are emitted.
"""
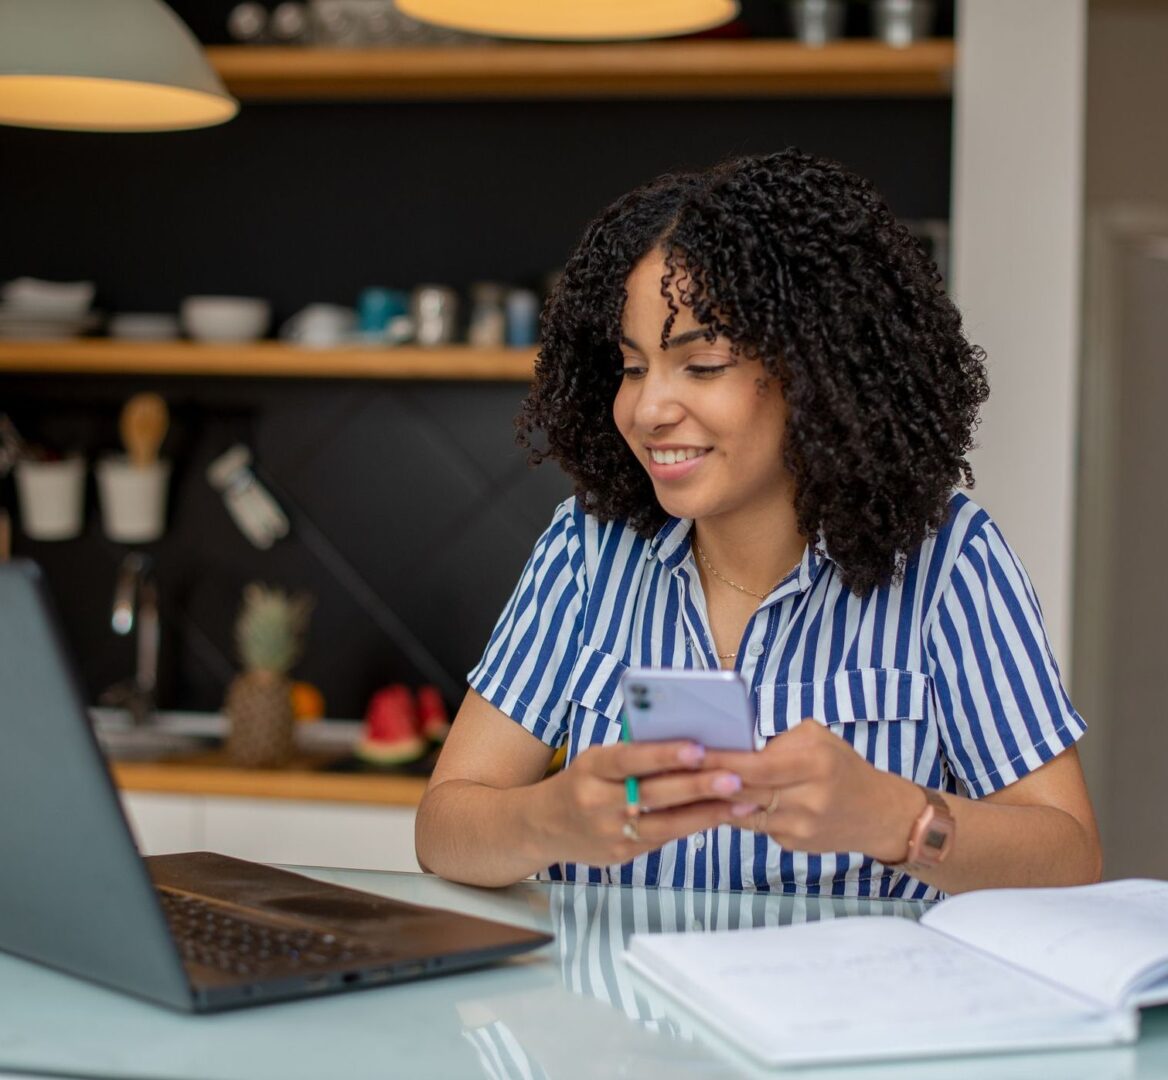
[0,0,238,132]
[395,0,741,41]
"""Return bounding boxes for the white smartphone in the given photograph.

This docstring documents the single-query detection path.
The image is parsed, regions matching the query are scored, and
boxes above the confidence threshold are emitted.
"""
[619,667,757,751]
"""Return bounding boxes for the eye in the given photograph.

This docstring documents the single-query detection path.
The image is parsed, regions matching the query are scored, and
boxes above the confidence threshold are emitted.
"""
[617,365,647,380]
[686,364,730,378]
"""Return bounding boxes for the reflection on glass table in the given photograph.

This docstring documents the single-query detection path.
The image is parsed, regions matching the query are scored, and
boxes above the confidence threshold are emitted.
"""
[301,871,1135,1080]
[457,884,934,1080]
[0,868,1158,1080]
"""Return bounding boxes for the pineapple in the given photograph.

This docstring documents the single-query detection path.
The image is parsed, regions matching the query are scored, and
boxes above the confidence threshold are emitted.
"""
[224,584,312,768]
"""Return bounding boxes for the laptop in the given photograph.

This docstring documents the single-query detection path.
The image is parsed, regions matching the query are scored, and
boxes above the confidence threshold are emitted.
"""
[0,560,551,1012]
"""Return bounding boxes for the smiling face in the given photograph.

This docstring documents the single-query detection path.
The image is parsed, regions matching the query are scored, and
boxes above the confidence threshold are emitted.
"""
[612,250,793,530]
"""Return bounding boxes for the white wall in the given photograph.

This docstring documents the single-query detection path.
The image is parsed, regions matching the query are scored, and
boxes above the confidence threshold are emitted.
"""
[950,0,1087,668]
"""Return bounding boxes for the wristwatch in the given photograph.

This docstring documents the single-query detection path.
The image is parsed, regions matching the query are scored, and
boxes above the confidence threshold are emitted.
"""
[895,786,955,875]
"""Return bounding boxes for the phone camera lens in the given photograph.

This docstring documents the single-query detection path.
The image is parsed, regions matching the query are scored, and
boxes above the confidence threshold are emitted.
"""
[628,684,650,711]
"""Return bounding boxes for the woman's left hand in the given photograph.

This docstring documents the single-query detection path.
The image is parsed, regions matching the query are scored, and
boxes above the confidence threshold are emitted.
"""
[702,719,918,862]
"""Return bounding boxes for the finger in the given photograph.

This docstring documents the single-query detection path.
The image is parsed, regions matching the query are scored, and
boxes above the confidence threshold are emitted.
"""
[729,783,786,809]
[637,769,744,812]
[630,799,742,846]
[701,749,810,788]
[704,727,827,785]
[726,800,827,849]
[728,804,777,836]
[585,739,706,781]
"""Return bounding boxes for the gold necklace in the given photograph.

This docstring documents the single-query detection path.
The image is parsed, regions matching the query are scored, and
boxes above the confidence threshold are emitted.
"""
[694,542,789,601]
[694,543,801,659]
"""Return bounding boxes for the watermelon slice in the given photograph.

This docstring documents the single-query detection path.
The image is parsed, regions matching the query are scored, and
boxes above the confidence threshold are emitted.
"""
[356,684,427,764]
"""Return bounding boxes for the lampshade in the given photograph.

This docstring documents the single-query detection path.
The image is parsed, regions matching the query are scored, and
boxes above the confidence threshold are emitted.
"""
[395,0,740,41]
[0,0,238,132]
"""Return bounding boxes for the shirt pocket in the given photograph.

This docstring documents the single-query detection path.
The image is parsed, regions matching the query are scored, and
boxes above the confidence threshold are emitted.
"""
[756,667,929,742]
[564,643,629,762]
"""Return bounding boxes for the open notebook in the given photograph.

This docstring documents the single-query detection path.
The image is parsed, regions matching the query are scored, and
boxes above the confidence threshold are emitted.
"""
[624,878,1168,1067]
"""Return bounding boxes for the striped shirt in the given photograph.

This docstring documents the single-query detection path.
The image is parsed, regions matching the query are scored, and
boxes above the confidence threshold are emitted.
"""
[468,493,1086,898]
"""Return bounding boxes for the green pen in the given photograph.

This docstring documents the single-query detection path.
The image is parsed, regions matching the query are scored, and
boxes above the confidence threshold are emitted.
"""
[620,710,639,810]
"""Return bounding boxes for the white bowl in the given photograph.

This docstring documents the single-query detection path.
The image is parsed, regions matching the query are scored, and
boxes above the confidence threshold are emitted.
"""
[1,277,95,318]
[180,296,271,343]
[108,312,181,341]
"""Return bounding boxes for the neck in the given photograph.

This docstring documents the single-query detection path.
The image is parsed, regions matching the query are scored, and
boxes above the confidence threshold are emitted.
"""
[691,498,806,596]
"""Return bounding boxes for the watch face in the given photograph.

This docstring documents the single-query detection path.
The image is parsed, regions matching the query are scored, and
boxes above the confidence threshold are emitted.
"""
[898,789,955,872]
[925,827,949,852]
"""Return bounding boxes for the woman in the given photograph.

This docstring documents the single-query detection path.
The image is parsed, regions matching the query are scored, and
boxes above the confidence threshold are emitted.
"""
[415,149,1101,897]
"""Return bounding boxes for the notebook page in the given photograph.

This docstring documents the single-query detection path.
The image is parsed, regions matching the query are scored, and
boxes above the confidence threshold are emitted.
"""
[624,916,1117,1066]
[920,879,1168,1009]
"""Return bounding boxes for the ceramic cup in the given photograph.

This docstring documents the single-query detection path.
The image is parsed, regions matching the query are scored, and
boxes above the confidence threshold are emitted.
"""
[280,303,356,348]
[14,456,86,540]
[96,456,171,543]
[788,0,845,46]
[872,0,936,47]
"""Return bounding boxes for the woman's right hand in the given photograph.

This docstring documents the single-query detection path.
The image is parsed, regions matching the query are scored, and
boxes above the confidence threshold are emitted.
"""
[536,740,748,867]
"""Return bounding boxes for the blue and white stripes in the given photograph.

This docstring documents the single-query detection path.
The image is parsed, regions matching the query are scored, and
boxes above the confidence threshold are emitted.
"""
[468,493,1086,898]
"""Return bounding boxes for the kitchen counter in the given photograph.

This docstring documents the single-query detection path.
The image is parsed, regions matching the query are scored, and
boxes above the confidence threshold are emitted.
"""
[96,713,428,872]
[95,709,430,808]
[111,753,429,807]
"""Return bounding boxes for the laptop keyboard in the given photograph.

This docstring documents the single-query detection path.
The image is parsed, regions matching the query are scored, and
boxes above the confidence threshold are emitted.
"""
[159,890,373,977]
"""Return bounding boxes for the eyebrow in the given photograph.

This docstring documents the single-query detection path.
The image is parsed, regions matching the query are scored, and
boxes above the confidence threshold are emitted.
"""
[620,328,714,352]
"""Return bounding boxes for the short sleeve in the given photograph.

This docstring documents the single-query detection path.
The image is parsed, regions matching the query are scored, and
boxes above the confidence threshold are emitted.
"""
[467,498,587,747]
[923,521,1086,798]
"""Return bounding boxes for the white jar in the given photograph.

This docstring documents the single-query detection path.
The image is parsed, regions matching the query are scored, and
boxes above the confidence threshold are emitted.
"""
[14,456,86,540]
[96,456,171,543]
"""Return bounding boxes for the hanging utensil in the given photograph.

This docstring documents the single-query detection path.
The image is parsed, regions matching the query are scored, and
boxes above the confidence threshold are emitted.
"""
[119,393,169,468]
[206,444,290,550]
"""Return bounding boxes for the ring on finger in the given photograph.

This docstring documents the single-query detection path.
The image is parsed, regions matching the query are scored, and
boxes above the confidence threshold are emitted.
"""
[622,818,640,842]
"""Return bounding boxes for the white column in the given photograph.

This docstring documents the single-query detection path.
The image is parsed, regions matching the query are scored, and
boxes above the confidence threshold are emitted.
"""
[950,0,1087,667]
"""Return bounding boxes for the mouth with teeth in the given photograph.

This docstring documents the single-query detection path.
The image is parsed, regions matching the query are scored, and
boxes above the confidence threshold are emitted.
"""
[649,447,706,464]
[646,445,710,479]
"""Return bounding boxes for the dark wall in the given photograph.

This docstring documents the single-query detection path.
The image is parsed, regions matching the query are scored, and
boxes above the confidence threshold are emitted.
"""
[0,88,953,719]
[0,97,952,317]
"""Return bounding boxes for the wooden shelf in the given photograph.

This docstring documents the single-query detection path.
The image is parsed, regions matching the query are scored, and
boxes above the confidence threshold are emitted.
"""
[112,753,429,807]
[0,340,537,381]
[206,40,956,100]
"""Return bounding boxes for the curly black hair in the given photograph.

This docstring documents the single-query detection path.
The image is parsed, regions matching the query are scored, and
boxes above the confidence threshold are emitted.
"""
[517,148,988,594]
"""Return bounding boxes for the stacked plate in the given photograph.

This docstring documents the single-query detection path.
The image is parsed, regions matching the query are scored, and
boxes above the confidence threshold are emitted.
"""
[0,277,100,339]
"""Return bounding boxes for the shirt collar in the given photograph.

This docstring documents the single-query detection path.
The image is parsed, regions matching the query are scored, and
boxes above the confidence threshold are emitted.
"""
[649,515,835,591]
[651,516,695,569]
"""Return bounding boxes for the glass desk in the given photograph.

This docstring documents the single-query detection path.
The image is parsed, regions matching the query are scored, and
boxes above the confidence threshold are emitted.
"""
[0,867,1163,1080]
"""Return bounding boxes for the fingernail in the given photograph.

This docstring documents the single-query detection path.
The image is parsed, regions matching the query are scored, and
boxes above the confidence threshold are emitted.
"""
[712,773,742,795]
[730,802,759,817]
[677,743,705,766]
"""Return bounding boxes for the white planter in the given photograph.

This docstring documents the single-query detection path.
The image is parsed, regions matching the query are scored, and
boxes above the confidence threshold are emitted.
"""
[96,456,170,542]
[14,456,86,540]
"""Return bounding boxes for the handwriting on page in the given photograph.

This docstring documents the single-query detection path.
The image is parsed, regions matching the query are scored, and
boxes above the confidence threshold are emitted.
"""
[646,918,1098,1045]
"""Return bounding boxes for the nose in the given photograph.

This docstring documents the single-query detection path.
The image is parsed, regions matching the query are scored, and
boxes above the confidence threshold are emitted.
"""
[631,368,685,432]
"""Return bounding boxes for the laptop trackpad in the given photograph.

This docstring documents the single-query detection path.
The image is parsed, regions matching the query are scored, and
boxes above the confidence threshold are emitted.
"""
[147,851,441,932]
[262,894,398,920]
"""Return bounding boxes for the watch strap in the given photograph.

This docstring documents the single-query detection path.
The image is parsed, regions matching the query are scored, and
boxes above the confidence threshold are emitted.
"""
[895,785,955,875]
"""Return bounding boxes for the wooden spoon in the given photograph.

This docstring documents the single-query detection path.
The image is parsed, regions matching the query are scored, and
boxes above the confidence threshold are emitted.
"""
[119,393,169,468]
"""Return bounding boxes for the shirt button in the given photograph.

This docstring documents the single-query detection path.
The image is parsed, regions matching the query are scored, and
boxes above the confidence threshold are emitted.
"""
[693,833,706,851]
[748,643,764,657]
[645,547,655,560]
